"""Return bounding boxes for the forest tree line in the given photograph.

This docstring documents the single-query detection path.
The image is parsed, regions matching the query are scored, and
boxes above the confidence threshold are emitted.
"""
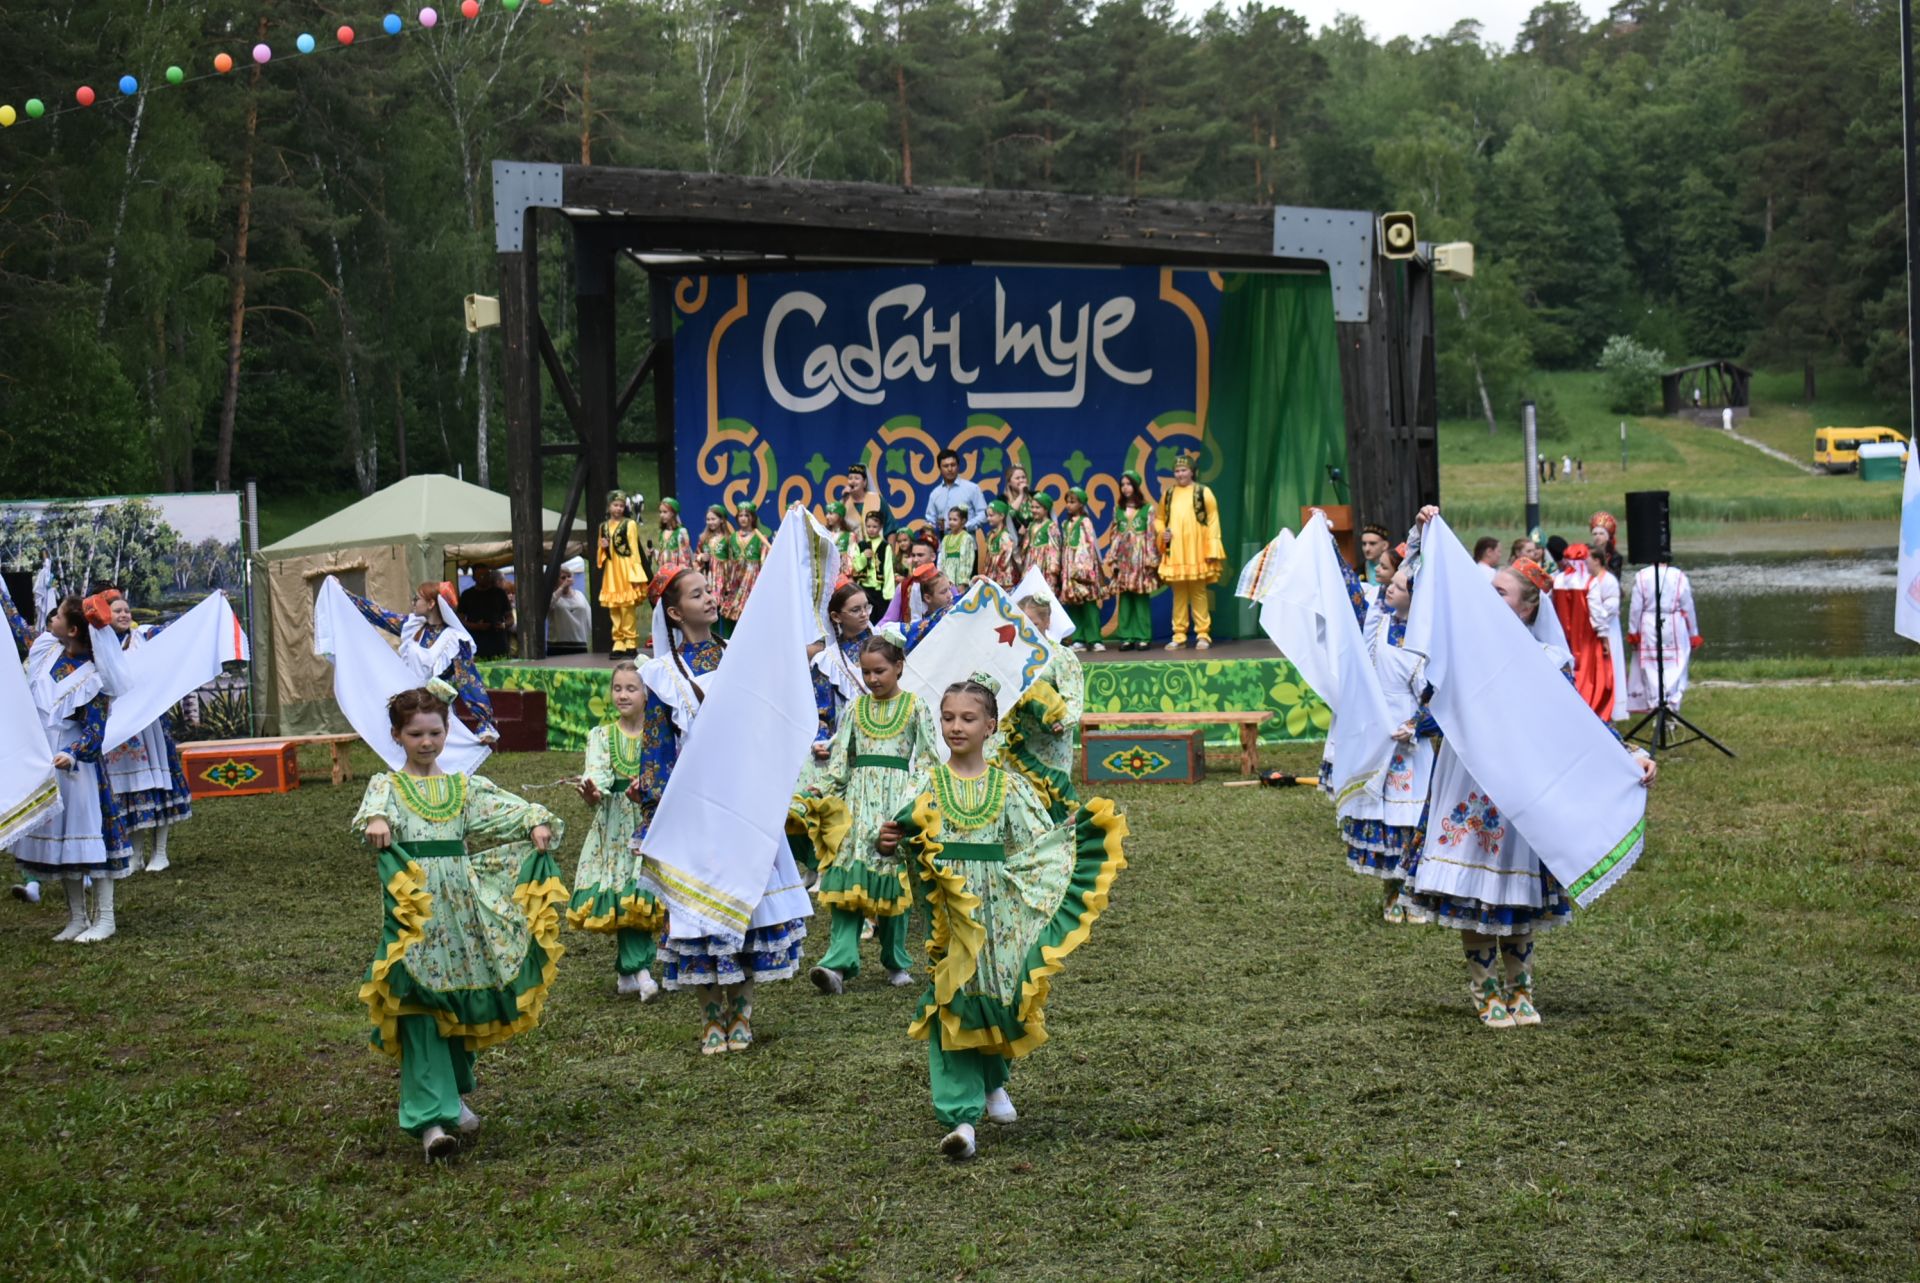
[0,0,1906,503]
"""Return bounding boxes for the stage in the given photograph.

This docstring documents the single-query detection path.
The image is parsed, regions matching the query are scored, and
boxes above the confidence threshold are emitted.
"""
[477,639,1327,754]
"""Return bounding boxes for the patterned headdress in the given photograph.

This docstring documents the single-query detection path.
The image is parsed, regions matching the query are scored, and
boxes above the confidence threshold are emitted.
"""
[648,565,690,605]
[826,501,847,518]
[965,671,1003,696]
[1508,558,1553,594]
[82,589,122,630]
[1174,449,1201,470]
[1590,511,1618,538]
[1362,522,1392,542]
[1565,543,1591,561]
[989,499,1012,516]
[846,463,868,478]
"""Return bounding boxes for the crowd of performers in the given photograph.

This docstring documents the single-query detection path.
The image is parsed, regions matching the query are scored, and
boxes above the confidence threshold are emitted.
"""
[3,588,196,944]
[1318,506,1661,1029]
[596,448,1227,656]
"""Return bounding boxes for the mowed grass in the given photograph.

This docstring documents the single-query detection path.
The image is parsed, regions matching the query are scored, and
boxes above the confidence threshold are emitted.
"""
[1,684,1916,1282]
[1438,371,1906,538]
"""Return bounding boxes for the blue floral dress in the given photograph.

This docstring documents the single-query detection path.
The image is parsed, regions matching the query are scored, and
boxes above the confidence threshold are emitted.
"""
[104,622,193,831]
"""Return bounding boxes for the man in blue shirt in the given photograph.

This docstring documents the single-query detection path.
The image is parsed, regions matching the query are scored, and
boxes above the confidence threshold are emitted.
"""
[923,449,988,532]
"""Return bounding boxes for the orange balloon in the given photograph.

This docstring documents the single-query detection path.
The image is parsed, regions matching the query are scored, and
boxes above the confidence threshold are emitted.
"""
[214,52,234,74]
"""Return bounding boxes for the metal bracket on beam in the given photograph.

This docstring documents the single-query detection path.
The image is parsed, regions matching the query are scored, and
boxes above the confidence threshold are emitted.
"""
[493,161,565,254]
[1271,206,1374,324]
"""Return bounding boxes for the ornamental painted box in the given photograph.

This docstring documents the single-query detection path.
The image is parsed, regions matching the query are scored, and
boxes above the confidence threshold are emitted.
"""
[181,738,301,799]
[1081,729,1206,785]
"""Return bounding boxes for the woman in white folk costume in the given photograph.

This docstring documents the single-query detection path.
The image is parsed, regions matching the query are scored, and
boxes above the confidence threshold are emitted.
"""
[995,586,1087,823]
[570,661,668,1001]
[1398,535,1658,1028]
[875,676,1128,1161]
[4,592,134,941]
[1626,560,1702,713]
[638,567,808,1054]
[803,633,941,993]
[102,592,194,873]
[346,582,500,743]
[1342,558,1441,924]
[352,683,566,1160]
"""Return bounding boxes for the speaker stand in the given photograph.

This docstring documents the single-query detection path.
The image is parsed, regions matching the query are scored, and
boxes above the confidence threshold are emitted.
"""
[1622,562,1734,758]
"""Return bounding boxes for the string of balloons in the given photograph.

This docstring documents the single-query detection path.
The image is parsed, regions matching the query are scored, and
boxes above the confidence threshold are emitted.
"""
[0,0,556,129]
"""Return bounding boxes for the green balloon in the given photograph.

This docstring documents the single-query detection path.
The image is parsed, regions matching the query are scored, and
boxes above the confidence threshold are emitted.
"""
[24,98,44,119]
[502,0,521,8]
[166,65,184,86]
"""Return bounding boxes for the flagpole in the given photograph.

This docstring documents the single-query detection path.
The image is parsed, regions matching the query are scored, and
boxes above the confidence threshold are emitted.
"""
[1902,0,1918,434]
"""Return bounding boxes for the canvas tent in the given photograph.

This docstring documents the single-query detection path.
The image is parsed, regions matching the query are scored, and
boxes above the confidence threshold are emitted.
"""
[256,474,569,734]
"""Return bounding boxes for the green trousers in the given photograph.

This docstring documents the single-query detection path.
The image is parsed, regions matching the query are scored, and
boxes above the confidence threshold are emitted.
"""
[616,927,657,977]
[1115,592,1153,644]
[927,1022,1010,1127]
[1065,601,1103,644]
[397,1015,475,1137]
[818,907,912,977]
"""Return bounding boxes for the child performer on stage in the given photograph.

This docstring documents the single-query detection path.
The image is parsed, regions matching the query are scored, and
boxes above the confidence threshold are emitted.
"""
[570,662,667,1001]
[855,511,894,616]
[1398,548,1657,1028]
[103,593,193,873]
[1159,451,1226,650]
[1105,471,1161,651]
[639,568,808,1054]
[1023,491,1062,592]
[352,683,567,1160]
[722,506,772,638]
[804,634,940,993]
[876,676,1128,1161]
[1057,488,1109,652]
[598,491,650,658]
[6,593,133,942]
[998,588,1086,822]
[939,506,978,586]
[347,583,500,742]
[655,499,696,576]
[982,501,1022,590]
[697,504,734,586]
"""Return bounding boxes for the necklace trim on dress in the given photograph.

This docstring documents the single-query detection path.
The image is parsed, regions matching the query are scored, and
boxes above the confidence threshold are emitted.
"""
[855,691,913,741]
[392,772,466,823]
[609,725,644,776]
[933,765,1006,830]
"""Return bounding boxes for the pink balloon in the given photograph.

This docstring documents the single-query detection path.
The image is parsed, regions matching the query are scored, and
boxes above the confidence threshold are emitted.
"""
[252,43,272,64]
[420,7,439,26]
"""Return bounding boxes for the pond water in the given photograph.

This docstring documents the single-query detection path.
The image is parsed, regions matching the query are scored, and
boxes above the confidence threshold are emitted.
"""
[1680,548,1903,660]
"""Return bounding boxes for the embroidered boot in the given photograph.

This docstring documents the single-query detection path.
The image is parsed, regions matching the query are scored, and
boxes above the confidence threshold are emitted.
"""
[1500,935,1540,1026]
[1382,878,1407,924]
[725,982,755,1052]
[54,876,89,942]
[1463,933,1515,1028]
[699,988,728,1056]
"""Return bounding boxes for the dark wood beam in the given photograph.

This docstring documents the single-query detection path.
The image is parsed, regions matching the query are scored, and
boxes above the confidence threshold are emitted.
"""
[543,456,589,601]
[575,228,620,655]
[650,277,676,518]
[536,318,586,439]
[614,343,658,427]
[499,220,545,661]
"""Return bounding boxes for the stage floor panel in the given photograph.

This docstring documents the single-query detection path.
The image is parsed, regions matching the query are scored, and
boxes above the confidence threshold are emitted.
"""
[479,641,1324,754]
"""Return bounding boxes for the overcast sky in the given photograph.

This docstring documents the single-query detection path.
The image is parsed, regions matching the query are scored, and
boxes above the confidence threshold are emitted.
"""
[1169,1,1580,48]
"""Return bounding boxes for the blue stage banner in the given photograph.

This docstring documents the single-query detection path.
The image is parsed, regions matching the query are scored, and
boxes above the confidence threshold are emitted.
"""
[669,265,1224,529]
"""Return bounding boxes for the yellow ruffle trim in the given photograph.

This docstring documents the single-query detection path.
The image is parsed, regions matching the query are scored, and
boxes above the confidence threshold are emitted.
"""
[790,795,851,870]
[358,856,570,1059]
[1001,679,1073,812]
[816,865,913,918]
[566,887,669,934]
[908,795,1128,1059]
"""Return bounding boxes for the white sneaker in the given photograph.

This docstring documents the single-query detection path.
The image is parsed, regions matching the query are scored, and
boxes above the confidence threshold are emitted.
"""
[10,881,39,905]
[616,971,644,996]
[810,965,845,996]
[939,1122,977,1161]
[1091,643,1107,652]
[457,1101,482,1135]
[422,1125,458,1160]
[888,970,915,987]
[1195,638,1211,650]
[985,1088,1018,1125]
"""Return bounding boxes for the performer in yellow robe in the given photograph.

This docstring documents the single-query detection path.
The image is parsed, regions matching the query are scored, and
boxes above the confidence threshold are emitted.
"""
[597,491,650,657]
[1158,451,1226,649]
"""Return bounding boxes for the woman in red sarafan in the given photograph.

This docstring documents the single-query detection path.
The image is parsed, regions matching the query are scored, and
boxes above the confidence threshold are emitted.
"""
[1550,543,1616,721]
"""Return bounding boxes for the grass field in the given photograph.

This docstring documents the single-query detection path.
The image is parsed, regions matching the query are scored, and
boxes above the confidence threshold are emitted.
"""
[3,681,1915,1281]
[1436,370,1907,539]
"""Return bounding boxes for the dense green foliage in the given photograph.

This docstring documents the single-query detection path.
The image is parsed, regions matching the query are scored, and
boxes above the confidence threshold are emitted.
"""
[0,0,1907,504]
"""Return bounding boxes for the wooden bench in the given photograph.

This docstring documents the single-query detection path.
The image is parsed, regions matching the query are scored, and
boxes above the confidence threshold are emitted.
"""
[1080,711,1273,776]
[187,733,362,788]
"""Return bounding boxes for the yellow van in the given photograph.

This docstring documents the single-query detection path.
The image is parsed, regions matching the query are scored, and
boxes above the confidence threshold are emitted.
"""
[1815,426,1907,472]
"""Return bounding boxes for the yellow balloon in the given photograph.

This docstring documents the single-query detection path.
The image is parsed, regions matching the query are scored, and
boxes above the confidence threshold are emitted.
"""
[0,105,16,127]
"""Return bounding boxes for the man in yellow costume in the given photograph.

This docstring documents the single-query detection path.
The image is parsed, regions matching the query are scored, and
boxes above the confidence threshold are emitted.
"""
[1158,450,1226,649]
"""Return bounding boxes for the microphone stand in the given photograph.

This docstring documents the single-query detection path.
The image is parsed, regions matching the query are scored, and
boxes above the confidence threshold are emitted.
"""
[1623,560,1734,757]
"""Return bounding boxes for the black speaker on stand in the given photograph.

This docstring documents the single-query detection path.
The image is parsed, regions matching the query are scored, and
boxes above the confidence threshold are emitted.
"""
[1620,490,1733,758]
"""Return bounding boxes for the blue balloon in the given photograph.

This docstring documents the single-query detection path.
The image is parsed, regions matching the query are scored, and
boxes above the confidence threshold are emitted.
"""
[297,32,317,54]
[118,75,138,96]
[383,13,403,34]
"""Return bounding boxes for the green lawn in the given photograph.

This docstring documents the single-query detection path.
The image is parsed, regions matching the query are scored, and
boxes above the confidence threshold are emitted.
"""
[1436,371,1906,539]
[3,681,1915,1280]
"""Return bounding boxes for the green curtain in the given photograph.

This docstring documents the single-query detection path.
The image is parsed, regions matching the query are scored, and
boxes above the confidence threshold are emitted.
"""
[1205,273,1349,639]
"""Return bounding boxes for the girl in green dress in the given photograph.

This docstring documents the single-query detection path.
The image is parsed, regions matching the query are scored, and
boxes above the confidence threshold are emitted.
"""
[353,683,567,1161]
[570,661,669,1001]
[804,634,941,994]
[876,676,1128,1161]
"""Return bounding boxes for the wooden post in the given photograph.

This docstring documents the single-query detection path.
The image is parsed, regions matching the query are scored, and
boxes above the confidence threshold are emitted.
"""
[650,274,677,510]
[576,227,619,656]
[500,213,546,660]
